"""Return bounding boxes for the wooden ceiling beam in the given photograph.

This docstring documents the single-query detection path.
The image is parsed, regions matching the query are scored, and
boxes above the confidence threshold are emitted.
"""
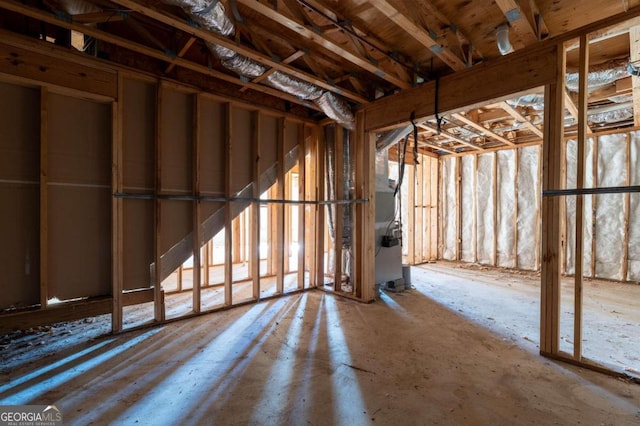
[72,10,125,24]
[494,0,538,46]
[164,35,196,73]
[235,0,412,90]
[416,139,457,155]
[239,49,306,92]
[451,112,516,146]
[418,123,485,151]
[499,101,544,138]
[103,0,368,103]
[0,0,322,110]
[368,0,467,71]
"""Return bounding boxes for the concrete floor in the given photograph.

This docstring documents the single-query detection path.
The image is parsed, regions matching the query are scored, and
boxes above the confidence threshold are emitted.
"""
[1,266,639,425]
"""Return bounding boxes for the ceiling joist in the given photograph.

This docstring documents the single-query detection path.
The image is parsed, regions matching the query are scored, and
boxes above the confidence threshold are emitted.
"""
[367,0,467,71]
[494,0,538,47]
[451,112,515,146]
[103,0,369,103]
[235,0,412,90]
[419,122,485,151]
[499,101,544,138]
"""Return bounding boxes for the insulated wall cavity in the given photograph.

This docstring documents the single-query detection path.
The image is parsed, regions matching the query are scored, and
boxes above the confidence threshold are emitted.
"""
[442,157,457,260]
[460,155,475,262]
[496,150,516,267]
[595,134,627,280]
[517,146,539,270]
[628,132,640,281]
[476,153,495,264]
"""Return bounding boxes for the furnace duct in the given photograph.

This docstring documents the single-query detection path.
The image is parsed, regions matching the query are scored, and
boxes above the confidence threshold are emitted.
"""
[162,0,355,128]
[565,59,629,92]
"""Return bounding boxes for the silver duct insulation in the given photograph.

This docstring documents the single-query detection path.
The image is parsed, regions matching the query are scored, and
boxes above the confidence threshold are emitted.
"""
[589,106,634,124]
[164,0,354,127]
[566,59,629,92]
[376,125,412,152]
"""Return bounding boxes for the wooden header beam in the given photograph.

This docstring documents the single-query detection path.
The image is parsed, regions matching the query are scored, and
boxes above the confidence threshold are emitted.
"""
[363,43,558,131]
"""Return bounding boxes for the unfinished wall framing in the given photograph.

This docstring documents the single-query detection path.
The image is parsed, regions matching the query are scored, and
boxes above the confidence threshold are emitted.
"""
[0,34,378,334]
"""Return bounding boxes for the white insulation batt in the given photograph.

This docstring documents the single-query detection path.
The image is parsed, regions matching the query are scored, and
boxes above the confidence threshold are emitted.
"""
[442,157,457,260]
[461,155,475,262]
[497,150,516,267]
[476,154,495,264]
[517,146,539,270]
[596,134,627,280]
[440,131,638,281]
[629,132,640,281]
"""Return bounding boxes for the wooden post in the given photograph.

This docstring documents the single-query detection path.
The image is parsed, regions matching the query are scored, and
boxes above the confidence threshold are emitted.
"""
[540,44,564,355]
[536,145,543,271]
[513,149,519,268]
[39,87,48,309]
[203,240,210,286]
[306,125,318,288]
[415,151,424,262]
[333,125,344,290]
[297,124,306,289]
[284,171,292,273]
[456,156,462,260]
[354,111,375,301]
[276,118,285,294]
[473,154,478,264]
[192,94,202,313]
[111,78,124,332]
[406,165,415,264]
[224,103,233,306]
[430,157,438,261]
[154,83,165,322]
[315,126,325,287]
[251,111,261,299]
[573,34,589,360]
[591,136,598,278]
[560,133,567,275]
[622,133,631,281]
[492,152,498,266]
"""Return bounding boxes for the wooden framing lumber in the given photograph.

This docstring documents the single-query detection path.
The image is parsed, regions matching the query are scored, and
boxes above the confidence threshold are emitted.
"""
[224,103,233,306]
[154,83,165,322]
[103,0,368,104]
[239,50,305,92]
[251,111,261,299]
[0,1,324,109]
[364,43,558,131]
[492,152,498,266]
[39,87,48,309]
[192,94,202,313]
[494,0,538,47]
[418,123,485,151]
[500,101,544,138]
[236,0,412,90]
[333,125,344,291]
[622,135,631,282]
[165,36,197,74]
[573,34,589,360]
[630,26,640,126]
[367,0,466,71]
[452,112,516,147]
[276,118,286,294]
[298,124,306,290]
[315,126,325,287]
[111,75,124,332]
[539,45,565,356]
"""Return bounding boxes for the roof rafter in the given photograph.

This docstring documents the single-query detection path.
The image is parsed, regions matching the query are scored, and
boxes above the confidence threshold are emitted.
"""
[367,0,467,71]
[235,0,412,89]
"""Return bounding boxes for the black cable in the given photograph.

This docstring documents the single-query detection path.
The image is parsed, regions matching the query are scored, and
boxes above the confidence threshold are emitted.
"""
[435,76,442,134]
[410,111,419,165]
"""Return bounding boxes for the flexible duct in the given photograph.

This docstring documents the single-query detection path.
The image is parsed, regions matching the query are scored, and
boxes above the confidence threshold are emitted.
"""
[496,24,514,56]
[163,0,355,128]
[566,59,629,92]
